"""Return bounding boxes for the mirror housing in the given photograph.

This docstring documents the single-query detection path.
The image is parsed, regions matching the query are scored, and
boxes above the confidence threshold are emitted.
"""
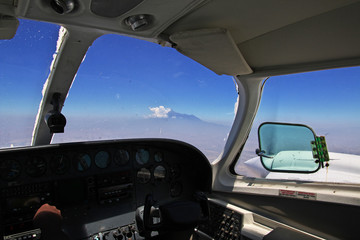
[257,122,321,173]
[44,93,67,133]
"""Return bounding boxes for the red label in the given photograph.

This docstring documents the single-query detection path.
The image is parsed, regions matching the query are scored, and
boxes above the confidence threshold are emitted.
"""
[279,190,317,200]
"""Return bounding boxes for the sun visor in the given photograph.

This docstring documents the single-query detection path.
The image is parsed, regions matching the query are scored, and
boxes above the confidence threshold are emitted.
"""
[0,15,19,40]
[170,28,252,76]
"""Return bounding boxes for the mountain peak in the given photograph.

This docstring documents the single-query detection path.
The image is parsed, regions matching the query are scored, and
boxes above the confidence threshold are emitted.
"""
[168,110,201,121]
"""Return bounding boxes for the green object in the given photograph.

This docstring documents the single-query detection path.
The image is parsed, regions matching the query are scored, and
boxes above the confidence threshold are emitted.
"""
[311,136,330,168]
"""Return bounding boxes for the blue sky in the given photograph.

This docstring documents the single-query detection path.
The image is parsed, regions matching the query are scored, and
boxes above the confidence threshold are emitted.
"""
[0,20,59,116]
[258,67,360,126]
[63,33,236,123]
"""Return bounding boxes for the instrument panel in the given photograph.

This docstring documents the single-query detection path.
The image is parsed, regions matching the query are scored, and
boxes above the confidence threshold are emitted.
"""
[0,139,211,239]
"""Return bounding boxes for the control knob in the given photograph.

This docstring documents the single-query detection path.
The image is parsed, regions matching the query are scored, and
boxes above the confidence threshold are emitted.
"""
[112,230,123,240]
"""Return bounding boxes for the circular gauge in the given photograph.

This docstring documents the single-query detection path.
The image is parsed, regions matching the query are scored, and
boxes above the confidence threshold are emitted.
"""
[136,149,150,165]
[154,165,166,181]
[154,152,163,162]
[95,151,110,169]
[114,149,130,166]
[25,157,47,177]
[0,159,21,181]
[169,164,181,179]
[137,168,151,184]
[50,154,70,175]
[170,181,182,197]
[75,153,91,172]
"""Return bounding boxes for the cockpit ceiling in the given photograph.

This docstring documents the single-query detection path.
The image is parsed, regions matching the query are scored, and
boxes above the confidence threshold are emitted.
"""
[165,0,360,72]
[2,0,360,75]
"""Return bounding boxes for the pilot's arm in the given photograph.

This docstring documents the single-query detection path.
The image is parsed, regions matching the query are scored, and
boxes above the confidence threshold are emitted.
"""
[33,204,70,240]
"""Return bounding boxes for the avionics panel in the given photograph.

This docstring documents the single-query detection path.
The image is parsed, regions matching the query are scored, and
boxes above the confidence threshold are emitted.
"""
[0,139,211,239]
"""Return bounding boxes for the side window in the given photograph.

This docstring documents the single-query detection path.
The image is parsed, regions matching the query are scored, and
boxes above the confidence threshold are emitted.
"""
[235,67,360,184]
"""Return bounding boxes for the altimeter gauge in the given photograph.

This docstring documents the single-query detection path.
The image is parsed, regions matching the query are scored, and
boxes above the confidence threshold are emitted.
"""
[0,159,21,181]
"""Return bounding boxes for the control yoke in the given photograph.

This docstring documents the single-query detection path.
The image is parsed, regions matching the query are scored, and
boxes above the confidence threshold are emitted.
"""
[136,192,209,238]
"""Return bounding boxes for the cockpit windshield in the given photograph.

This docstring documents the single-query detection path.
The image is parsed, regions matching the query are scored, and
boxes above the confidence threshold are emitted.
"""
[0,20,59,148]
[0,19,236,162]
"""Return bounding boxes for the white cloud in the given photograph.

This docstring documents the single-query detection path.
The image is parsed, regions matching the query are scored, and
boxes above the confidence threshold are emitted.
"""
[148,106,172,118]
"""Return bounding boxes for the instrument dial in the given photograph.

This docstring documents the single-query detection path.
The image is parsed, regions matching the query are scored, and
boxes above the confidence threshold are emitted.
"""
[154,152,163,162]
[95,151,110,169]
[154,165,166,181]
[25,157,47,177]
[50,154,70,175]
[137,168,151,183]
[75,153,92,172]
[135,149,150,165]
[114,149,130,166]
[0,159,21,181]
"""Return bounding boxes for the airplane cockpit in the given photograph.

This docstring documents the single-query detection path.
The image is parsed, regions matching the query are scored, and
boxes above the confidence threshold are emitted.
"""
[1,0,360,240]
[1,139,212,239]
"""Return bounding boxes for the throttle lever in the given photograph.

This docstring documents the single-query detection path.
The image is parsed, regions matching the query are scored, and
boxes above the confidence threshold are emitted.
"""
[143,194,162,231]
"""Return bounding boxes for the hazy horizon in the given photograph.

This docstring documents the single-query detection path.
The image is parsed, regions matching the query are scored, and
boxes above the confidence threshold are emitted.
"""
[0,108,232,161]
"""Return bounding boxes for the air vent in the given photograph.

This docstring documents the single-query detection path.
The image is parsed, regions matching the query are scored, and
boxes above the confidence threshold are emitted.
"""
[50,0,76,14]
[125,14,153,31]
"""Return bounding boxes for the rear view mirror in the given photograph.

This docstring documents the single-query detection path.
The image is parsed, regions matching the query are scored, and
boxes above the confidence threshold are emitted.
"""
[257,122,328,173]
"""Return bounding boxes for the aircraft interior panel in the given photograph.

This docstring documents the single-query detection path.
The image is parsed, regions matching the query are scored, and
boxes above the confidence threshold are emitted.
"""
[0,138,321,240]
[0,139,212,240]
[0,137,330,240]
